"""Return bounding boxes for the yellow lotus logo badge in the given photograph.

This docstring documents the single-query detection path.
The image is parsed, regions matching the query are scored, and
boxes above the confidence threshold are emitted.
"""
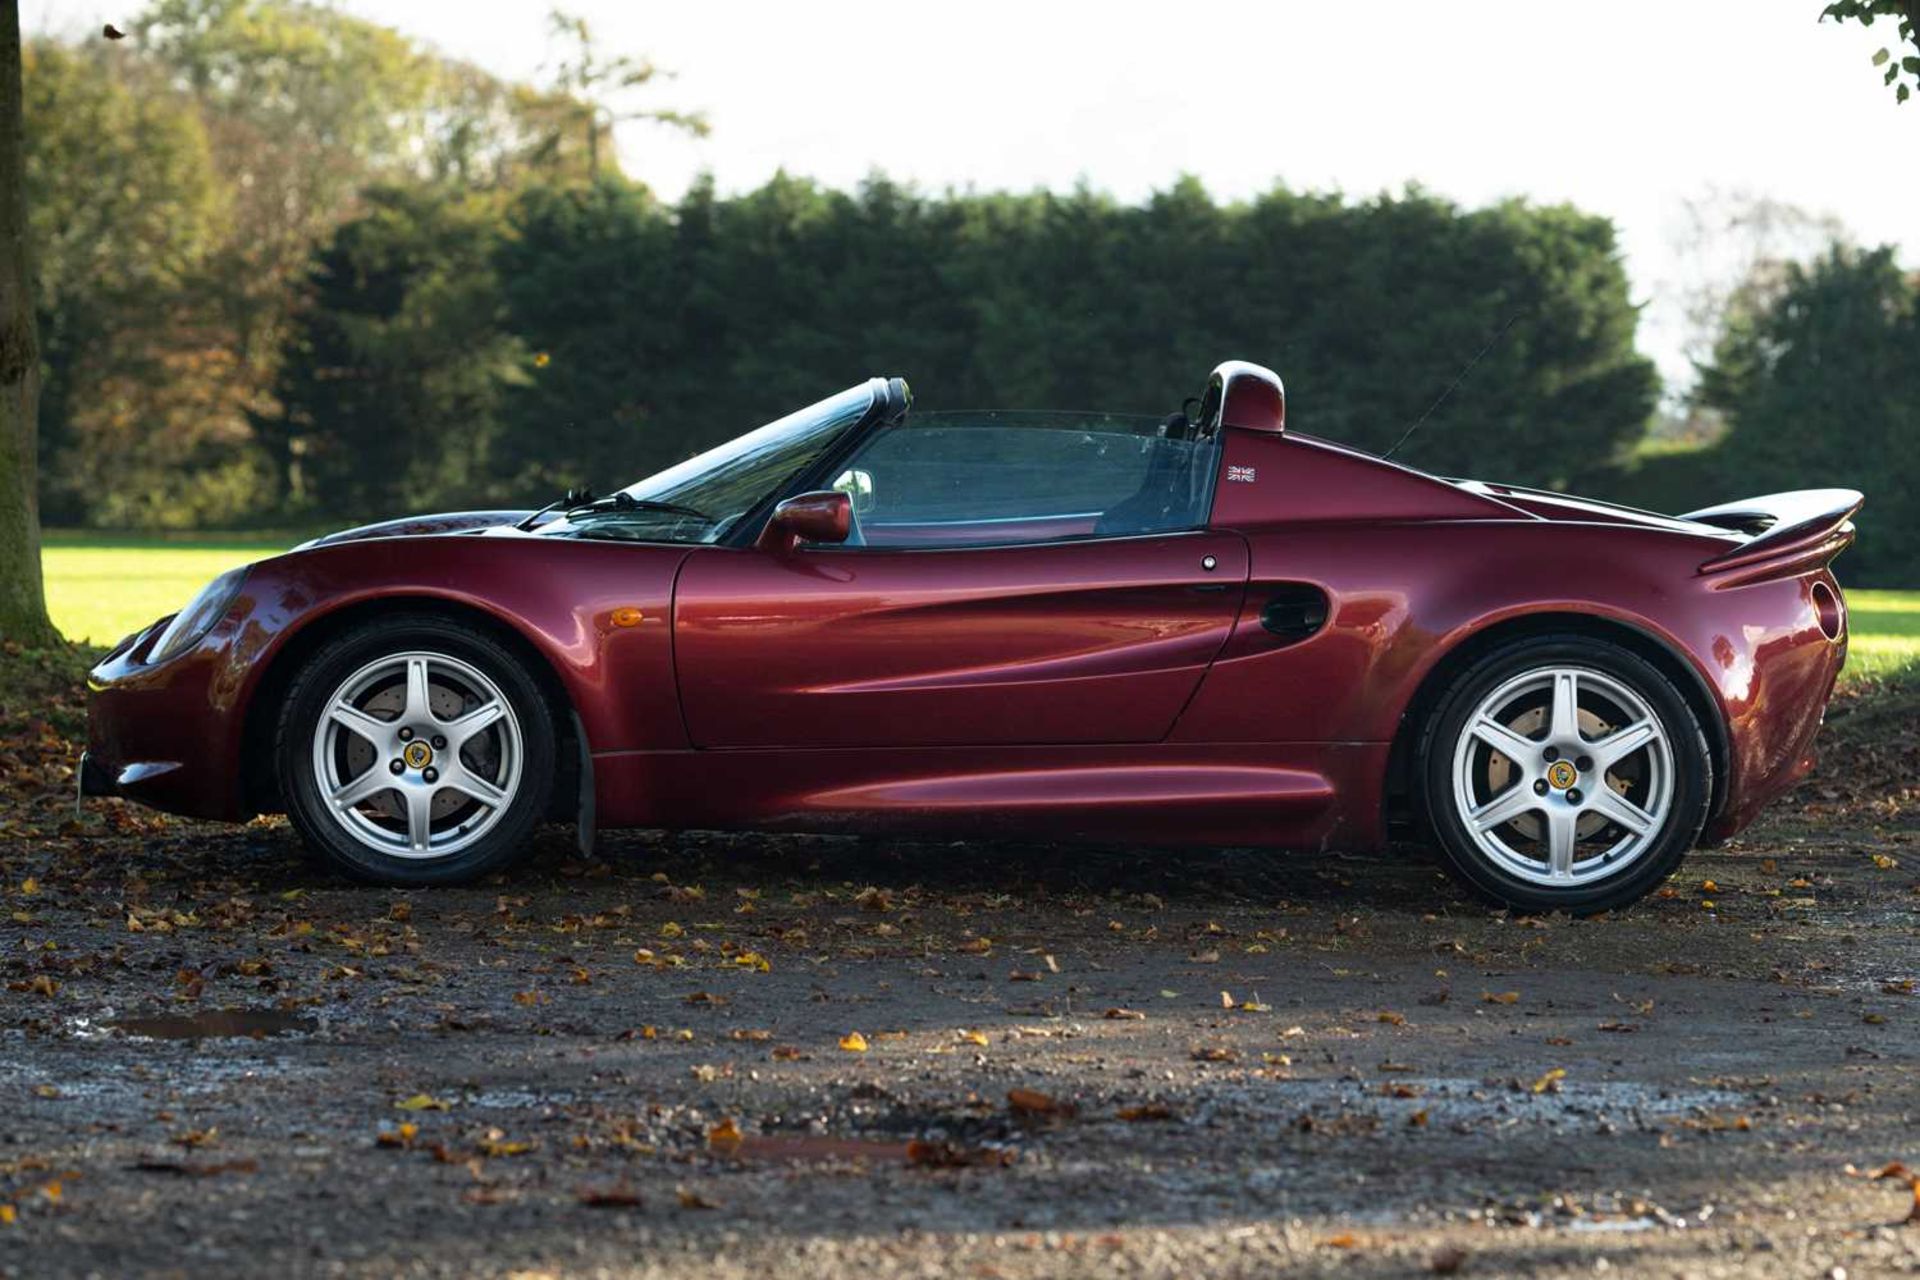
[1546,760,1578,790]
[403,740,434,771]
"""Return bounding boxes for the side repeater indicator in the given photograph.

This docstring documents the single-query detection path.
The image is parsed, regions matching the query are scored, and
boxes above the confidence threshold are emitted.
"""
[610,607,645,628]
[1226,465,1257,483]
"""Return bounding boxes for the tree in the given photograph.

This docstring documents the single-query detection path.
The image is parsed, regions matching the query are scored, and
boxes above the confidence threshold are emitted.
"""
[0,0,56,645]
[274,187,526,517]
[538,8,707,181]
[138,0,442,507]
[1685,245,1918,584]
[23,38,226,527]
[1823,1,1920,102]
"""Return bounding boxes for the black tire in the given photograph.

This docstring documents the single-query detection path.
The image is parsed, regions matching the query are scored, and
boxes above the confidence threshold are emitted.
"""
[276,613,556,886]
[1414,635,1712,915]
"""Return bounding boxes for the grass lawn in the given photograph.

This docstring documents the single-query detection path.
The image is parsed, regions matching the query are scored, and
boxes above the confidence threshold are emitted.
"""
[1844,588,1920,680]
[41,531,299,646]
[35,532,1920,684]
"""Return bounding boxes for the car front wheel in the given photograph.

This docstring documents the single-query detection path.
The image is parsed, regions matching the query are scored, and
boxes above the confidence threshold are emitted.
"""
[1416,636,1712,914]
[277,614,555,885]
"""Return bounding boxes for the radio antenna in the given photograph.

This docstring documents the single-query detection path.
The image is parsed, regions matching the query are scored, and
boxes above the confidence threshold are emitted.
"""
[1380,311,1521,461]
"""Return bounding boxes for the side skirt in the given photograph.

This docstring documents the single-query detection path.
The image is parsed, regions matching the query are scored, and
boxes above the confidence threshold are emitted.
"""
[587,742,1390,850]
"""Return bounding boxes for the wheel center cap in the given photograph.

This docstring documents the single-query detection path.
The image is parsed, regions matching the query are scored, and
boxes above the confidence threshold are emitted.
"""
[403,740,434,771]
[1546,759,1579,791]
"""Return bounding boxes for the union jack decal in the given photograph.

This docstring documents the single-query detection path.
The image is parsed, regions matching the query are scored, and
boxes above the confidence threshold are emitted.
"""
[1226,465,1257,483]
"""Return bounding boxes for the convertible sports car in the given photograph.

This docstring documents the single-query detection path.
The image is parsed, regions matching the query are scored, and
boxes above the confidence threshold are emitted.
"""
[84,361,1861,912]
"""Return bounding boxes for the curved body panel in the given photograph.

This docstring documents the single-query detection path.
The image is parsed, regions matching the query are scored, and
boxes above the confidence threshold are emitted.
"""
[84,364,1853,884]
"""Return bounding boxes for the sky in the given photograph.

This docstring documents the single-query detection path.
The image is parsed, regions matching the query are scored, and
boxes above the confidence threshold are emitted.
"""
[32,1,1919,397]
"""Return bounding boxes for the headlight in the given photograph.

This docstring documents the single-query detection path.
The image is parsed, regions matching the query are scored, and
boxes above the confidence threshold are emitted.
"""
[148,567,249,665]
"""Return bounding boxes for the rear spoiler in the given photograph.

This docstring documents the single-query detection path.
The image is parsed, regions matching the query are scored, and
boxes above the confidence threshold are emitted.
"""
[1682,489,1863,582]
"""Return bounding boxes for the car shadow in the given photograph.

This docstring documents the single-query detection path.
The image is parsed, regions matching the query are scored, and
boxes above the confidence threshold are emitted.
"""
[582,826,1462,915]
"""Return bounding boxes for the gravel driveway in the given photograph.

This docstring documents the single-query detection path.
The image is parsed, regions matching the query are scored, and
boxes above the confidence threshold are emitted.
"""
[2,797,1916,1278]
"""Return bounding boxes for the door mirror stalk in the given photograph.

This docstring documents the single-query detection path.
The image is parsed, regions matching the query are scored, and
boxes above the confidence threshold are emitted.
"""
[757,491,852,555]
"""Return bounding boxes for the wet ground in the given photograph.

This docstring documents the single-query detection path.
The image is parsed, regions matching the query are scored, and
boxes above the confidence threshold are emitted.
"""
[0,799,1917,1278]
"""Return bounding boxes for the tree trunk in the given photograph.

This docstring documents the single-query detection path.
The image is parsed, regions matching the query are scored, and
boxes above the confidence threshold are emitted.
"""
[0,0,56,646]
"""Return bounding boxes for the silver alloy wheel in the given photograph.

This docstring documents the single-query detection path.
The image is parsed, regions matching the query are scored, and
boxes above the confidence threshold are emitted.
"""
[1449,665,1673,888]
[309,650,524,860]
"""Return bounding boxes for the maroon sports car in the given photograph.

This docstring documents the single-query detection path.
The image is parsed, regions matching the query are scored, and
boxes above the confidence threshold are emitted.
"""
[84,361,1860,912]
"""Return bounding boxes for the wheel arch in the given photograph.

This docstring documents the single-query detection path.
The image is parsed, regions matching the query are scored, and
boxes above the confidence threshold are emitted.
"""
[1382,611,1730,840]
[239,594,584,819]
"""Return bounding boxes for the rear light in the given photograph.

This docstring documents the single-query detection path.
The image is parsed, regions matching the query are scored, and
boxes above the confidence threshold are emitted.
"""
[1811,580,1844,641]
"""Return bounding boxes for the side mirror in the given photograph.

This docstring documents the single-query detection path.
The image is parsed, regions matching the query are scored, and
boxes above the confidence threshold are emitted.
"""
[756,490,851,554]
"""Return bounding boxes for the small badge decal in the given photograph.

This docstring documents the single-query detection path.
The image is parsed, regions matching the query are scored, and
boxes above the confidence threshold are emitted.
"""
[1226,465,1257,483]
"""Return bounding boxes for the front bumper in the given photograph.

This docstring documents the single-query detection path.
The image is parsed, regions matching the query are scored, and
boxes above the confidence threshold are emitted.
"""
[85,615,254,822]
[77,750,115,798]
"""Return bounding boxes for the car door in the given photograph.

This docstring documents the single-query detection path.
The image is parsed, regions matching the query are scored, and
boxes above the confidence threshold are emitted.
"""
[672,530,1250,748]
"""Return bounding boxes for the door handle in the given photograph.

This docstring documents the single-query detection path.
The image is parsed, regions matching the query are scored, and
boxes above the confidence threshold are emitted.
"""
[1188,583,1231,593]
[1260,585,1330,642]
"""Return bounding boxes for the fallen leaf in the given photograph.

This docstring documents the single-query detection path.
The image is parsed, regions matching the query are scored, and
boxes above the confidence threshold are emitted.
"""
[578,1183,643,1208]
[1117,1102,1175,1122]
[906,1139,1016,1168]
[838,1032,869,1052]
[1844,1162,1920,1224]
[1482,991,1520,1005]
[1008,1087,1073,1118]
[1530,1067,1567,1094]
[707,1118,743,1153]
[395,1094,451,1112]
[676,1185,721,1209]
[377,1126,417,1152]
[1104,1007,1145,1020]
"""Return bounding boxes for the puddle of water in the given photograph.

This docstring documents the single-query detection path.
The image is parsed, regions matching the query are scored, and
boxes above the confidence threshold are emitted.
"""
[1567,1217,1660,1234]
[1236,1076,1743,1132]
[724,1135,914,1164]
[106,1009,316,1041]
[468,1088,578,1110]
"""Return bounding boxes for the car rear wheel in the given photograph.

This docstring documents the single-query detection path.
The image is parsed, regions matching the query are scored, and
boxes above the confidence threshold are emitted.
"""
[277,615,555,885]
[1416,636,1711,914]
